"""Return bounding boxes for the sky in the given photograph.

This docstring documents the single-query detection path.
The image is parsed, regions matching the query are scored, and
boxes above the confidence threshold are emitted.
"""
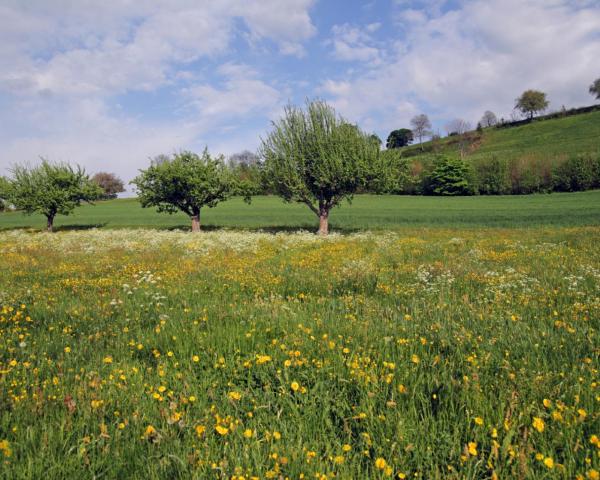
[1,0,599,188]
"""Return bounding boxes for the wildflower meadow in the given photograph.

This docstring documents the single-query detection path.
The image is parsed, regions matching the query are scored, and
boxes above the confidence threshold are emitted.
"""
[0,227,598,479]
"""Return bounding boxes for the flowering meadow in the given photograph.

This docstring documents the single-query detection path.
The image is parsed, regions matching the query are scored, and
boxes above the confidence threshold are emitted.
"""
[0,228,598,479]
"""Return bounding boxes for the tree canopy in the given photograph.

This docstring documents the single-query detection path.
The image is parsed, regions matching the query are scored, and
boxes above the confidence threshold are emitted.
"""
[479,111,498,127]
[386,128,413,149]
[590,78,600,101]
[0,176,10,211]
[92,172,125,199]
[260,99,381,235]
[425,156,475,196]
[515,90,549,119]
[131,150,240,232]
[8,159,101,231]
[410,114,432,147]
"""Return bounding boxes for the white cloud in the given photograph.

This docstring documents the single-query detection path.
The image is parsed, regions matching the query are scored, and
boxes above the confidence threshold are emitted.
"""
[0,0,316,180]
[329,23,382,63]
[323,0,600,136]
[184,63,281,119]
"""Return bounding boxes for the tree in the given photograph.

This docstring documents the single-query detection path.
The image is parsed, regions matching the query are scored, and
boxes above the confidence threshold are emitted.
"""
[479,111,497,127]
[369,134,382,149]
[260,99,380,235]
[131,150,239,233]
[0,176,10,211]
[227,150,260,168]
[424,156,475,196]
[515,90,549,120]
[8,159,101,232]
[386,128,413,149]
[92,172,125,200]
[445,119,471,136]
[590,78,600,101]
[410,114,432,149]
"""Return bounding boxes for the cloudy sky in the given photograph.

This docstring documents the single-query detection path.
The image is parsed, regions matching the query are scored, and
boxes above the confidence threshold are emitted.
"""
[1,0,599,186]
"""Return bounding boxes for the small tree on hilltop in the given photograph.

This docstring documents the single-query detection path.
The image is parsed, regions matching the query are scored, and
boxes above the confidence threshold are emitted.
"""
[131,150,239,233]
[386,128,413,149]
[92,172,125,200]
[260,99,380,235]
[589,78,600,101]
[515,90,549,120]
[410,114,432,149]
[479,111,497,127]
[9,159,102,232]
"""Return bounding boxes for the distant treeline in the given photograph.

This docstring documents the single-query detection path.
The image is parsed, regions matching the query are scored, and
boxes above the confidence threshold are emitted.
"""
[231,150,600,197]
[379,150,600,196]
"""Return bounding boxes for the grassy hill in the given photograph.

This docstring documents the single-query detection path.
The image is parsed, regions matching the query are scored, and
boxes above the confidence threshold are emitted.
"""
[401,109,600,162]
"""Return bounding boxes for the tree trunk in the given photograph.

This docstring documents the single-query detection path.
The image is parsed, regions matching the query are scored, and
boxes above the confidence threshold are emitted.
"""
[46,215,54,232]
[318,209,329,236]
[191,212,201,233]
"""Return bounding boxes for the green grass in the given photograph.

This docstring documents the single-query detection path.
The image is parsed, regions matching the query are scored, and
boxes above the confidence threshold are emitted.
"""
[1,191,600,232]
[402,109,600,162]
[0,227,598,478]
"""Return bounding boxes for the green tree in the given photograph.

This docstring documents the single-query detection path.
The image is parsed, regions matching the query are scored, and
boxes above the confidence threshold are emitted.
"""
[369,134,382,149]
[386,128,413,149]
[515,90,549,120]
[8,159,102,231]
[590,78,600,101]
[424,156,475,196]
[131,150,239,232]
[260,99,380,235]
[0,176,11,211]
[92,172,126,200]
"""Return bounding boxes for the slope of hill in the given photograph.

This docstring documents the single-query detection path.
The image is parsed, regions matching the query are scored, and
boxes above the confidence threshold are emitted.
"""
[400,109,600,162]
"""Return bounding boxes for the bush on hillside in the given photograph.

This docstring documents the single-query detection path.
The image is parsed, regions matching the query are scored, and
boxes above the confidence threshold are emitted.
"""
[553,153,600,192]
[423,156,476,196]
[508,156,554,194]
[473,156,511,195]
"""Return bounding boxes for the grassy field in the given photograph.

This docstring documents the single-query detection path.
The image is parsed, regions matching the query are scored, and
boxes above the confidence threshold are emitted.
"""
[400,110,600,162]
[1,191,600,232]
[0,227,598,478]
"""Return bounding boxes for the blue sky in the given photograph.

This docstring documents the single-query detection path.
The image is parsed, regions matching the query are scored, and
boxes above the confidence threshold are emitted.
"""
[1,0,599,187]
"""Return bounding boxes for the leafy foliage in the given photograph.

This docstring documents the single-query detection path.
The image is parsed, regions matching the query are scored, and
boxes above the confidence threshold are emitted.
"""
[92,172,126,200]
[473,156,511,194]
[424,156,475,195]
[553,153,600,192]
[260,99,380,234]
[515,90,549,119]
[386,128,413,149]
[131,150,239,232]
[0,176,10,211]
[8,159,101,231]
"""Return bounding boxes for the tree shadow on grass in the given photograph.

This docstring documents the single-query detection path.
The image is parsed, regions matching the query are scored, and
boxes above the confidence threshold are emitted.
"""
[160,224,363,234]
[0,223,108,232]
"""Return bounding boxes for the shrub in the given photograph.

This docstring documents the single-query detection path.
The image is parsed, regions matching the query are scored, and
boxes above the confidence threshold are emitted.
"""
[473,156,511,195]
[553,153,600,192]
[423,156,476,196]
[508,156,554,194]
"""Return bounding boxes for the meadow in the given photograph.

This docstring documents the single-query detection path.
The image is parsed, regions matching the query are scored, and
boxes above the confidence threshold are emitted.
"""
[1,191,600,232]
[0,225,598,479]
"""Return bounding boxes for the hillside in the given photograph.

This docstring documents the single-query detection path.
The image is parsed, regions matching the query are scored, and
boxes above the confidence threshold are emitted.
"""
[400,109,600,162]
